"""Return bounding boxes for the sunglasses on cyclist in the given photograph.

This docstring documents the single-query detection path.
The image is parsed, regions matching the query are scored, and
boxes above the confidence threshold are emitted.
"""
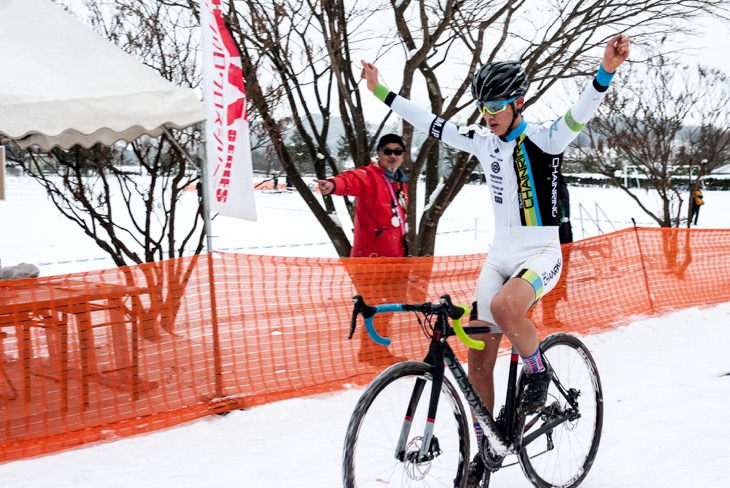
[476,96,519,115]
[380,148,404,156]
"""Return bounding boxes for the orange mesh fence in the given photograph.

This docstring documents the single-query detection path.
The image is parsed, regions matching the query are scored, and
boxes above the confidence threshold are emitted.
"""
[0,227,728,462]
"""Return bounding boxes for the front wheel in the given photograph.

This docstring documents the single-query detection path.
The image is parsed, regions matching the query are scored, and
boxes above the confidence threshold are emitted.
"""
[343,361,470,488]
[516,333,604,488]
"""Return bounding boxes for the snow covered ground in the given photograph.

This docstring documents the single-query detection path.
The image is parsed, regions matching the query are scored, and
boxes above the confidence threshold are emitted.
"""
[0,176,728,487]
[1,176,726,275]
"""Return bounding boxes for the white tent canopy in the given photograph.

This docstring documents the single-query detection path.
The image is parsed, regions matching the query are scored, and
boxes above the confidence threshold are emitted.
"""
[0,0,204,150]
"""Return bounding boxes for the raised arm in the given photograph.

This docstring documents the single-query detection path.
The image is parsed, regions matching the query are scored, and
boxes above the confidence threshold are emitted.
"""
[539,34,631,153]
[359,60,483,155]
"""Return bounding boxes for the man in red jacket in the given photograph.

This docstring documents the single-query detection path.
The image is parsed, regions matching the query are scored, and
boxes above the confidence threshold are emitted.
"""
[315,134,409,365]
[314,133,408,258]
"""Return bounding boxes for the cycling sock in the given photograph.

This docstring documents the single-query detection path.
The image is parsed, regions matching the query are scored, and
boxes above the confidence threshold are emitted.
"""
[473,422,483,449]
[521,347,545,374]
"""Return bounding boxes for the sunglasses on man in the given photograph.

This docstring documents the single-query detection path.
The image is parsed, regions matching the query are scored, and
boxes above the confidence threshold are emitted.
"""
[380,148,404,156]
[475,96,518,115]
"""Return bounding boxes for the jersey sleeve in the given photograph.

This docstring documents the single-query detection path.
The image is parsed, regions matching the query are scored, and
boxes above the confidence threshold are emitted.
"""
[375,85,486,156]
[540,65,615,153]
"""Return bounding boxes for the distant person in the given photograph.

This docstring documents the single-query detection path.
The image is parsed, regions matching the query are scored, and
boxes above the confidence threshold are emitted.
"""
[271,171,280,191]
[314,133,410,366]
[361,32,630,485]
[690,189,704,226]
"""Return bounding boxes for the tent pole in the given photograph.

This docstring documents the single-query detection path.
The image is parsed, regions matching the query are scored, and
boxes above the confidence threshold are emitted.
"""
[162,124,214,252]
[196,122,215,253]
[163,124,224,397]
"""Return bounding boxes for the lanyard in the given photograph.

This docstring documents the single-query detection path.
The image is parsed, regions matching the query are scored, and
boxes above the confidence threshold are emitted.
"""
[382,174,406,237]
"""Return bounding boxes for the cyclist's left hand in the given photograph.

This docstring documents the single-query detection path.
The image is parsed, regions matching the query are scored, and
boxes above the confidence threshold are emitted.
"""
[360,60,379,92]
[602,33,630,73]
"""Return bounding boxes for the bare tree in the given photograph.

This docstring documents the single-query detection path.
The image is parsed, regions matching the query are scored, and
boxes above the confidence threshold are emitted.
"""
[569,56,730,227]
[219,0,729,255]
[25,138,204,266]
[57,0,730,257]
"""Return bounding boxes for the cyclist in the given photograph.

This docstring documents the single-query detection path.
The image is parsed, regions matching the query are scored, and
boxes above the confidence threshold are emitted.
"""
[361,33,630,484]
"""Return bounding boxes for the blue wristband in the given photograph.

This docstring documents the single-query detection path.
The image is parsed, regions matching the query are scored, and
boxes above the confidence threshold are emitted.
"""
[596,65,614,87]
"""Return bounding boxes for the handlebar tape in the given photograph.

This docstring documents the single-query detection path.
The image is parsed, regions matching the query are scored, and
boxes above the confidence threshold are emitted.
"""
[363,304,403,346]
[451,305,485,350]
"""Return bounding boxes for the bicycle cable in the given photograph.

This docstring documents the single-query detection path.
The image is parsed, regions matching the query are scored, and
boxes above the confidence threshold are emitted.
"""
[417,310,439,341]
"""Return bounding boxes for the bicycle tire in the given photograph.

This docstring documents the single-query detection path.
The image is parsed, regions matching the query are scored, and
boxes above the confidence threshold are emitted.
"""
[343,361,470,488]
[516,333,603,488]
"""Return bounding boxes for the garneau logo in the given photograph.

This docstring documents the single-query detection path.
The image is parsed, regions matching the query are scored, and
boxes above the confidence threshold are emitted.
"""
[491,161,500,173]
[430,117,446,139]
[542,258,563,286]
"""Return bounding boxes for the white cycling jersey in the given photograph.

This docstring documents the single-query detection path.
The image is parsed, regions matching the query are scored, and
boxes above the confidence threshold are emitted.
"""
[375,67,614,327]
[379,69,611,238]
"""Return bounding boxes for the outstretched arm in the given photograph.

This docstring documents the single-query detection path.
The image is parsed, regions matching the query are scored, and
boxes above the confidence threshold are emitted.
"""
[359,59,483,155]
[541,33,631,153]
[602,33,630,73]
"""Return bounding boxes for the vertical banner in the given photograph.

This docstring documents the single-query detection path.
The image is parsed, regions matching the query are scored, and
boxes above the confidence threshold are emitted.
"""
[201,0,257,220]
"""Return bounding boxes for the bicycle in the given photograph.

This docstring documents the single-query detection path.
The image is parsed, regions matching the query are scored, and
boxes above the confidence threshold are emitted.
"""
[342,294,603,488]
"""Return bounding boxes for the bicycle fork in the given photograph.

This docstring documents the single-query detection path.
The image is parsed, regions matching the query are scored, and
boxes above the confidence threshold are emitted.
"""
[394,355,445,463]
[393,343,514,464]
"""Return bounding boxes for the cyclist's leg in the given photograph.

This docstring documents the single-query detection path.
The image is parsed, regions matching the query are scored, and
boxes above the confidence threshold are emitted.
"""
[466,326,502,486]
[490,236,563,358]
[467,265,505,486]
[489,278,538,357]
[468,262,507,416]
[541,248,570,328]
[490,239,563,413]
[467,329,502,414]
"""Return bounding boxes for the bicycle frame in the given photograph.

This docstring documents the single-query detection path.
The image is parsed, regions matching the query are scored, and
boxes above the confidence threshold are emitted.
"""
[422,333,518,460]
[351,295,517,462]
[347,294,603,488]
[350,294,581,465]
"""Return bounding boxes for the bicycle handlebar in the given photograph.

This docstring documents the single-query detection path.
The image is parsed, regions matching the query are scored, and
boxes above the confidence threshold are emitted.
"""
[349,294,486,350]
[450,305,486,351]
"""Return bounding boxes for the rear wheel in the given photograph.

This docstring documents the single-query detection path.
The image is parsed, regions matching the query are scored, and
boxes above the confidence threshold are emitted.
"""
[343,361,470,488]
[516,333,603,488]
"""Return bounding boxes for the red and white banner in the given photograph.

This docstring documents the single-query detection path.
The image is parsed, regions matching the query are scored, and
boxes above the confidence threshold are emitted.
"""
[201,0,257,220]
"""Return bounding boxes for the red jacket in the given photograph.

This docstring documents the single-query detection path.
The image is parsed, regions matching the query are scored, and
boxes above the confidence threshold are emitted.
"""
[329,163,408,257]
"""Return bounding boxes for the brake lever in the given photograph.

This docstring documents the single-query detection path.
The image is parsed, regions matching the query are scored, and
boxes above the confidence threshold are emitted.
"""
[348,295,364,340]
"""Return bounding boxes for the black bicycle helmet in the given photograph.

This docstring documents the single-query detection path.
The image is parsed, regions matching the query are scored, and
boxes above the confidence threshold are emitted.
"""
[471,61,529,101]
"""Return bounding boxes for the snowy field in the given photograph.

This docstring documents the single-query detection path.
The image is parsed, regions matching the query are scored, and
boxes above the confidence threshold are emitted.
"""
[1,175,727,275]
[0,176,729,487]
